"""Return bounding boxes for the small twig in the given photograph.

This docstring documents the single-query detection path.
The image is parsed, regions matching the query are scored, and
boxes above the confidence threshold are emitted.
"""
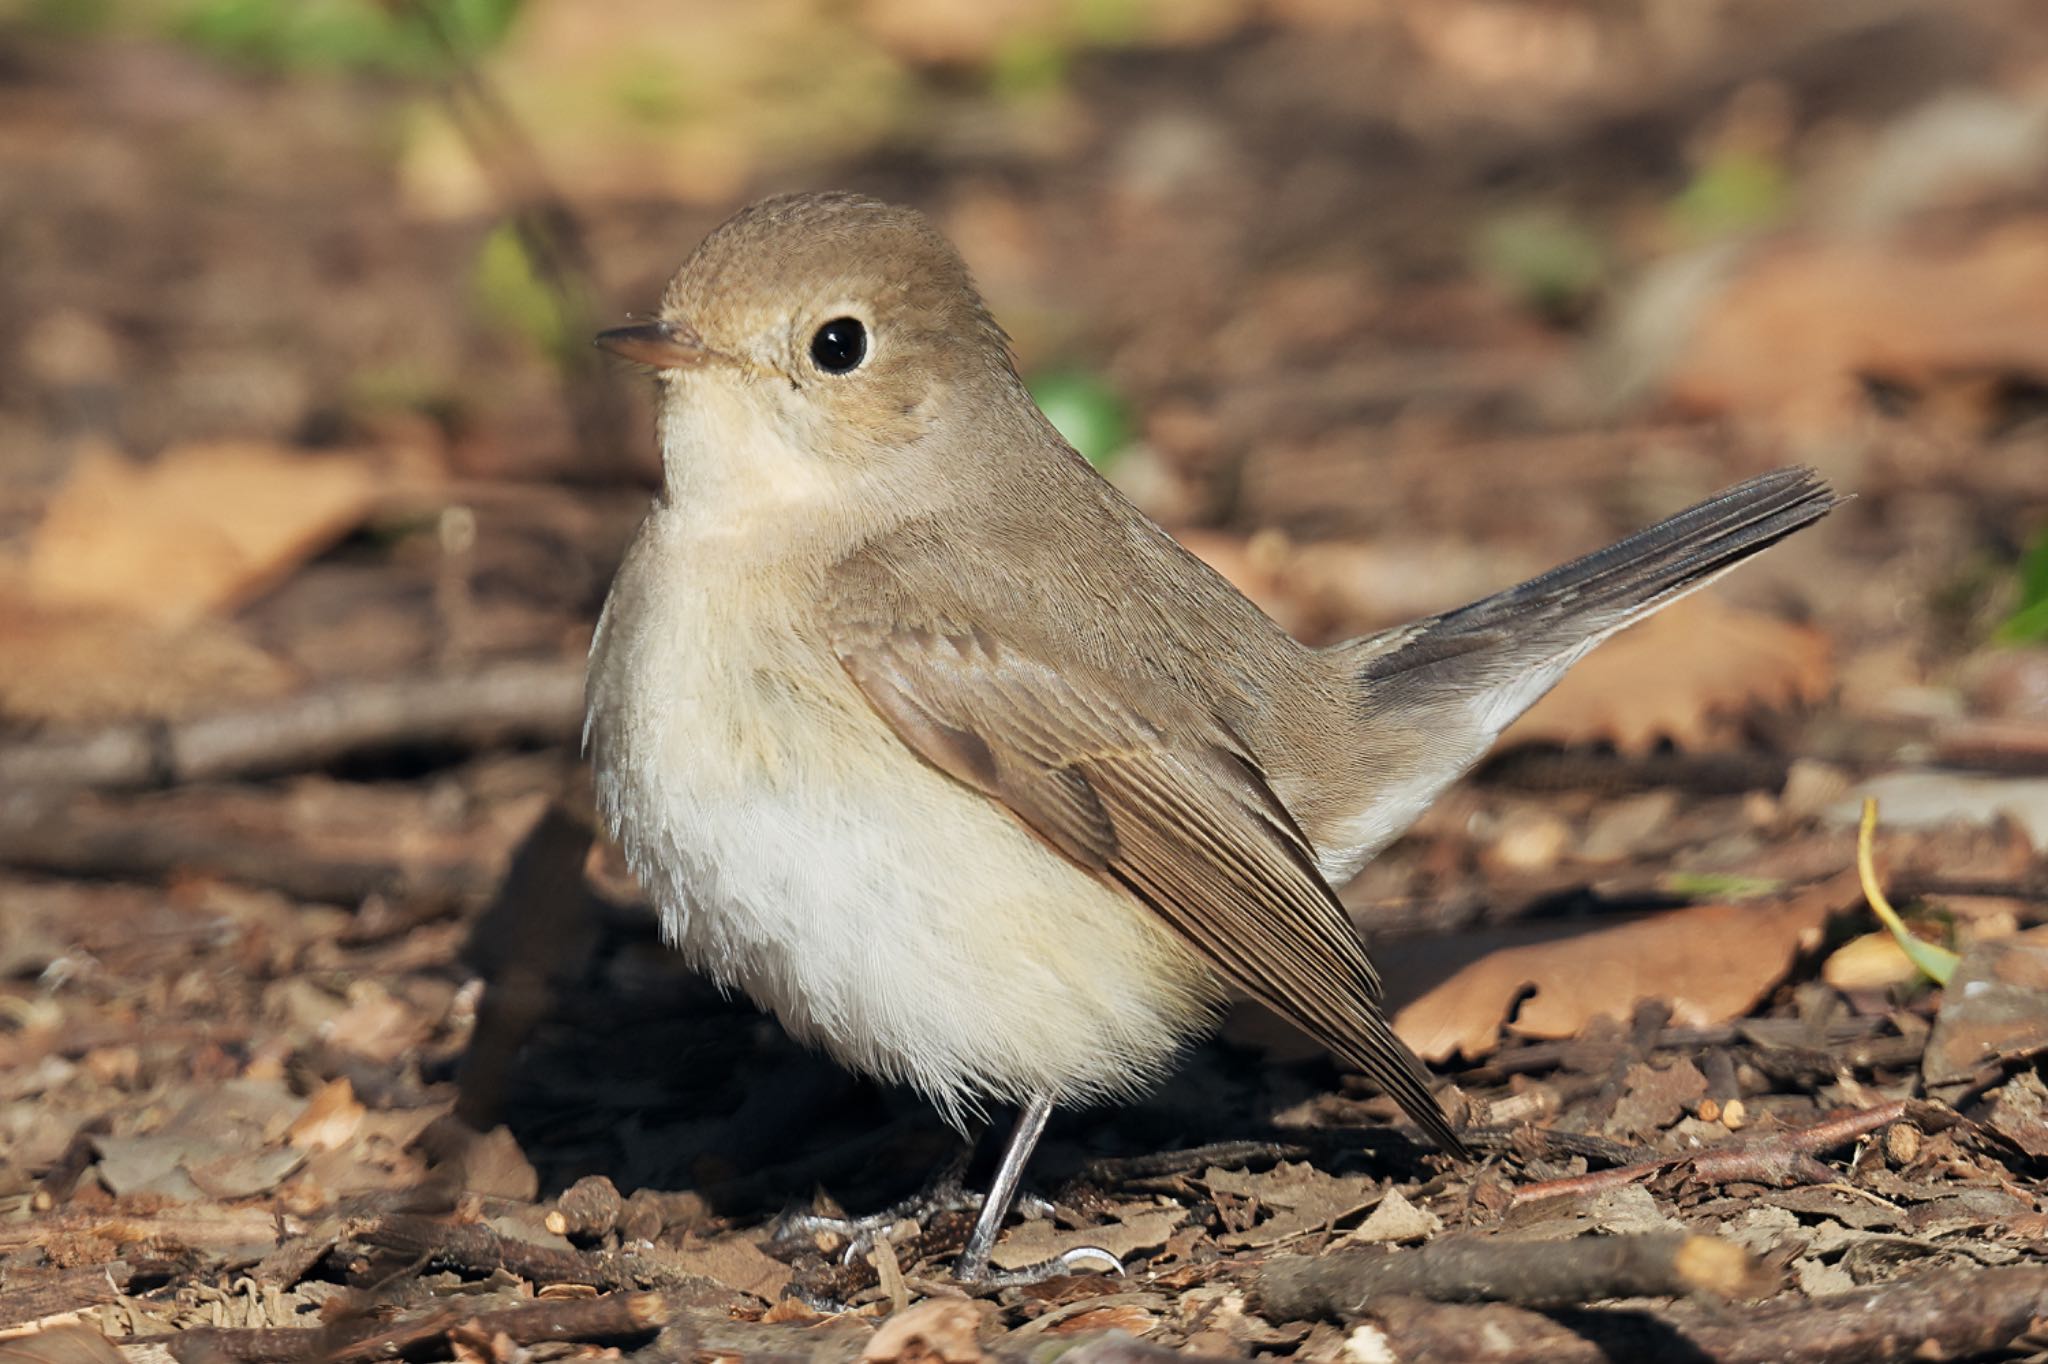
[1891,873,2048,906]
[547,1175,627,1242]
[388,0,636,482]
[1509,1100,1913,1207]
[158,1291,669,1364]
[0,659,583,792]
[1351,1265,2048,1364]
[0,1260,139,1327]
[1933,717,2048,774]
[0,795,497,907]
[1256,1232,1771,1319]
[341,1213,644,1290]
[1075,1140,1313,1185]
[1459,1124,1641,1167]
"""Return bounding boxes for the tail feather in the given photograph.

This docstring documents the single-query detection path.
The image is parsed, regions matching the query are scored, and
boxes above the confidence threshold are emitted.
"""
[1317,468,1838,876]
[1348,466,1840,699]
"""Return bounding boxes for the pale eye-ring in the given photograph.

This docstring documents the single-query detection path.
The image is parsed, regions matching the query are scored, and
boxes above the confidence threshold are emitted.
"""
[809,317,868,374]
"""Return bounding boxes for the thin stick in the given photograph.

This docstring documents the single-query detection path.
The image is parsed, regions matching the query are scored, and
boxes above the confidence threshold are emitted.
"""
[1509,1100,1911,1207]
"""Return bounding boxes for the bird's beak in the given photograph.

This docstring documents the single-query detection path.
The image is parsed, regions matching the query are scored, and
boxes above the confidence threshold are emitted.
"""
[594,319,716,370]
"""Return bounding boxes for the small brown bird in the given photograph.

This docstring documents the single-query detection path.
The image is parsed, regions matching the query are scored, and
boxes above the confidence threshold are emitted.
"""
[587,192,1835,1280]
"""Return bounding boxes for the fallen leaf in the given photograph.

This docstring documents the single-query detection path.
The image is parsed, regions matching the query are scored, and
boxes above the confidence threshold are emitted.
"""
[413,1119,540,1202]
[668,1234,793,1302]
[1822,932,1920,992]
[989,1208,1182,1272]
[1203,1163,1383,1249]
[1503,593,1832,753]
[182,1145,308,1201]
[1045,1304,1159,1336]
[1923,939,2048,1084]
[1583,1185,1687,1238]
[322,980,428,1063]
[761,1297,827,1325]
[25,440,386,626]
[1577,790,1680,863]
[1386,872,1852,1063]
[91,1077,313,1201]
[1608,1058,1708,1138]
[1667,226,2048,442]
[1342,1189,1440,1246]
[90,1135,209,1202]
[0,1326,128,1362]
[286,1077,366,1153]
[1984,1072,2048,1159]
[0,597,295,724]
[860,1299,986,1364]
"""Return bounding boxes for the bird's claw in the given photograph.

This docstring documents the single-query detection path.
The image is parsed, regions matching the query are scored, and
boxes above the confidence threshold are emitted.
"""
[957,1243,1126,1288]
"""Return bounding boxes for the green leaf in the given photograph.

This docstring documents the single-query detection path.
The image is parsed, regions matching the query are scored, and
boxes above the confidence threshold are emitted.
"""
[1669,148,1790,242]
[172,0,524,74]
[1661,872,1785,901]
[1029,370,1131,470]
[990,30,1068,99]
[1995,528,2048,643]
[1472,208,1607,321]
[469,221,570,358]
[1858,798,1960,987]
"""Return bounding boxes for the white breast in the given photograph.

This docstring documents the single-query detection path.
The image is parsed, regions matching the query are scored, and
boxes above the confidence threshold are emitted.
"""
[585,508,1220,1127]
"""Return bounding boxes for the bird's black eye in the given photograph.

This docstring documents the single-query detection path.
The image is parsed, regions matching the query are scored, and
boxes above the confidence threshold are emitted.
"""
[809,317,868,374]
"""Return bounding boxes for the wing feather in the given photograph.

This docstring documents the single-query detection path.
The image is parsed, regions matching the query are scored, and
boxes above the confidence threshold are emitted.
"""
[832,607,1465,1156]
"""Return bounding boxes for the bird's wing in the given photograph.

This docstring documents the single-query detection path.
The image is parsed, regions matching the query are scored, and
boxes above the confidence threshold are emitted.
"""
[824,581,1465,1156]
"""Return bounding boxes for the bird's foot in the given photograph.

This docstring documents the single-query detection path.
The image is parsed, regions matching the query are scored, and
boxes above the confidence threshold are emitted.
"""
[954,1244,1125,1288]
[771,1179,984,1266]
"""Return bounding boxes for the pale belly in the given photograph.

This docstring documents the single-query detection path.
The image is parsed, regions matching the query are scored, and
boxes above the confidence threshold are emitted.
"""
[585,520,1222,1125]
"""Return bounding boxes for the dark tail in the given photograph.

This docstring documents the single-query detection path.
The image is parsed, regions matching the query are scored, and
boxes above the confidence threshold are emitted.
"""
[1327,467,1839,866]
[1350,466,1839,691]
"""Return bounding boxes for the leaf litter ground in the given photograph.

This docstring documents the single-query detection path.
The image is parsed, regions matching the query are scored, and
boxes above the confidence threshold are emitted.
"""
[6,1,2048,1360]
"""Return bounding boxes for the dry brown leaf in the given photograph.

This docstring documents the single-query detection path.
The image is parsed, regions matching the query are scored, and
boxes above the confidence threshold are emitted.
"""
[1821,932,1919,992]
[667,1234,793,1303]
[427,1122,541,1203]
[0,597,295,724]
[1609,1058,1708,1138]
[860,1299,987,1364]
[25,440,385,626]
[1046,1304,1160,1336]
[1342,1188,1441,1246]
[286,1077,366,1153]
[1203,1163,1381,1249]
[322,980,429,1064]
[989,1208,1182,1272]
[761,1297,827,1325]
[1503,592,1831,753]
[0,1325,127,1360]
[1386,872,1852,1063]
[1669,227,2048,441]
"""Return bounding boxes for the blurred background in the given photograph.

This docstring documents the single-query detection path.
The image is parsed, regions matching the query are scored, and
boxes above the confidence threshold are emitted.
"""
[5,0,2048,1323]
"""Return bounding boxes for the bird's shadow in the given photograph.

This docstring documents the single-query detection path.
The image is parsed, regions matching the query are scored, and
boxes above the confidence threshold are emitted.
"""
[470,899,1436,1222]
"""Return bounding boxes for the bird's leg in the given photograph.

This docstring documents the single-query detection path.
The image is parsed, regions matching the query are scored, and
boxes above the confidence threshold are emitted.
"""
[953,1095,1123,1285]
